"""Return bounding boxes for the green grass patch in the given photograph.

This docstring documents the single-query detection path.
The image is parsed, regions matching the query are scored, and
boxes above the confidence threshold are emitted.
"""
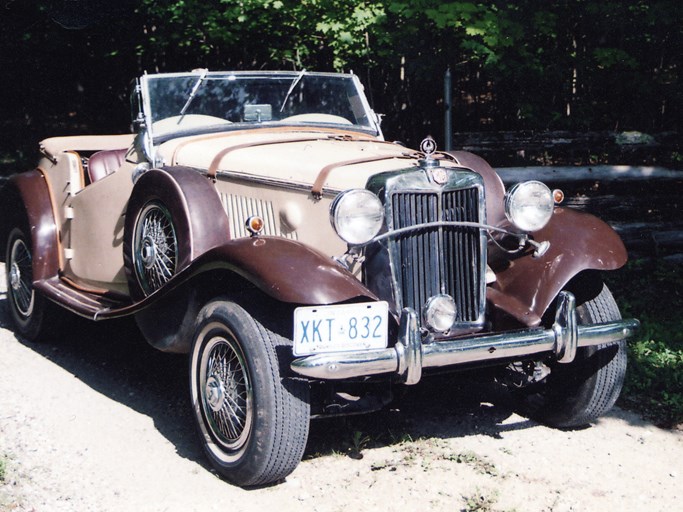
[463,488,500,512]
[605,258,683,427]
[447,450,499,476]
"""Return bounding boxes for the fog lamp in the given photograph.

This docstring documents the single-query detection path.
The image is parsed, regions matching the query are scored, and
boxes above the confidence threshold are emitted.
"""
[422,294,457,333]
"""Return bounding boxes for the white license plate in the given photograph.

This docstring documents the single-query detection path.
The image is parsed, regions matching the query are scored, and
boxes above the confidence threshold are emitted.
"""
[293,301,388,357]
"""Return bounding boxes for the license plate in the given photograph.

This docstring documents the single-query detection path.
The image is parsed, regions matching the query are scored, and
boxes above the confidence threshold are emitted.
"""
[293,301,388,357]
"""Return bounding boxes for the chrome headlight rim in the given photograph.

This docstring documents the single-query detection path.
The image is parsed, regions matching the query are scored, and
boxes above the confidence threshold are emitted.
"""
[504,180,554,232]
[330,189,385,245]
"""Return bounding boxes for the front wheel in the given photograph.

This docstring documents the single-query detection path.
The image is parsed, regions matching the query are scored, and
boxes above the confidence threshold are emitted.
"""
[515,284,627,428]
[189,299,310,487]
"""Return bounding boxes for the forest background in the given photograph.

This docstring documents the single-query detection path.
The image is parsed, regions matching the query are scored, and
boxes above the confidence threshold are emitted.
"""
[0,0,682,425]
[0,0,681,170]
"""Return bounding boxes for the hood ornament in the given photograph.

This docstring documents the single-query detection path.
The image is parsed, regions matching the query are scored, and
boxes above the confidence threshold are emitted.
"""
[420,136,437,156]
[419,136,447,184]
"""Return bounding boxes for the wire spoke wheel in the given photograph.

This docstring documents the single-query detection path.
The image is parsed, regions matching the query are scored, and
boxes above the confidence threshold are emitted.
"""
[4,226,60,342]
[133,201,178,295]
[8,235,35,318]
[199,329,253,456]
[189,300,310,487]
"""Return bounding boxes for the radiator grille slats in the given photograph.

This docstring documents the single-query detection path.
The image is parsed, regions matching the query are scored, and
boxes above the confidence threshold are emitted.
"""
[390,187,481,323]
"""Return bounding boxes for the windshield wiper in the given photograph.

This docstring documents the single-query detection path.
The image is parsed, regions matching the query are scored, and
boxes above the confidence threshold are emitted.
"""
[279,69,306,113]
[180,68,208,115]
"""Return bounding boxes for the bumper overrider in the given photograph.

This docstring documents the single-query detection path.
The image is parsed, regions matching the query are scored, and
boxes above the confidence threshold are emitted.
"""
[290,292,639,385]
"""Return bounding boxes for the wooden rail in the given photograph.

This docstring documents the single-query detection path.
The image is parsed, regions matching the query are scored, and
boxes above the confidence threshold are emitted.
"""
[497,166,683,260]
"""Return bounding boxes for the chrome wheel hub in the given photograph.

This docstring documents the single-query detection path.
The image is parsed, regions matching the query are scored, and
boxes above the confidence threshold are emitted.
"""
[134,202,178,294]
[9,262,21,290]
[205,374,226,412]
[141,236,158,269]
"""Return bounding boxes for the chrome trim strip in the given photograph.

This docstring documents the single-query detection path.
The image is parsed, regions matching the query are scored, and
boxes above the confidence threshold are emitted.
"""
[358,220,516,246]
[214,170,339,197]
[290,292,640,384]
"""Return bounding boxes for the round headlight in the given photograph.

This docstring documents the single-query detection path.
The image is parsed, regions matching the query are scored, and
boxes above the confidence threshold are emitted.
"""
[423,294,457,333]
[504,181,554,232]
[330,189,384,245]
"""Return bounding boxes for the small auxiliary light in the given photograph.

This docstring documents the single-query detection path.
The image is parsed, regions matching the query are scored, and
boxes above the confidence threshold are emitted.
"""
[422,294,457,333]
[553,189,565,204]
[245,216,264,236]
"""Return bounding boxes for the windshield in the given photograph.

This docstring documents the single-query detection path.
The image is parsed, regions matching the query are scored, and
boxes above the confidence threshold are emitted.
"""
[137,71,380,141]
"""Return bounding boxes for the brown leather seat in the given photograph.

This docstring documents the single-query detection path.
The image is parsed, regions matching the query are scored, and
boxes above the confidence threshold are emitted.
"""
[88,149,127,183]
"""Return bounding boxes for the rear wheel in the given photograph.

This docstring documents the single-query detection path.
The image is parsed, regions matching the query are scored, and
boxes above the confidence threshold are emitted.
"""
[5,226,56,341]
[189,299,310,487]
[132,201,179,295]
[516,284,627,428]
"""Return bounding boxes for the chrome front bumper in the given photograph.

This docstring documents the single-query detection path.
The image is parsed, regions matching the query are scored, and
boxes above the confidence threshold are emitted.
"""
[290,292,639,385]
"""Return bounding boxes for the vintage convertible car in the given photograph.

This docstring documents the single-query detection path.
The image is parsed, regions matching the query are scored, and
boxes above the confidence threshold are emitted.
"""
[0,70,639,487]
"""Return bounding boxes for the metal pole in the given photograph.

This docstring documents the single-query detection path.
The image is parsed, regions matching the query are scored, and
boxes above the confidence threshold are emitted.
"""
[444,67,452,151]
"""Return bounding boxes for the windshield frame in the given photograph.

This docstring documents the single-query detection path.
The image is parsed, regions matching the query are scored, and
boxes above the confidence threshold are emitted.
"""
[134,70,382,164]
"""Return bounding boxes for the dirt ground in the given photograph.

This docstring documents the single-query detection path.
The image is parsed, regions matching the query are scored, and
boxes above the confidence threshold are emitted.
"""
[1,264,682,512]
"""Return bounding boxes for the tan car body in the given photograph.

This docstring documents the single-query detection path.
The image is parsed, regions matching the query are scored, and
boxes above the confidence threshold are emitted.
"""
[4,127,626,325]
[0,71,639,487]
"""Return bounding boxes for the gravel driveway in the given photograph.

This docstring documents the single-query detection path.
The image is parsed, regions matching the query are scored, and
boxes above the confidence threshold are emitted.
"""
[1,263,682,512]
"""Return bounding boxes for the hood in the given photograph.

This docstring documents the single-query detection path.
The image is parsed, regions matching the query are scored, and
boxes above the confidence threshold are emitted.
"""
[159,128,449,194]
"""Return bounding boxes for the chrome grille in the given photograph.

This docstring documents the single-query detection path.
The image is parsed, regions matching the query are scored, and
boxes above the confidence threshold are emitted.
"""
[390,187,482,323]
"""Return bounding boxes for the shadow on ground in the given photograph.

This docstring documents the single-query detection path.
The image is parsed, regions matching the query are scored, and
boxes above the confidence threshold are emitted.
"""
[304,373,537,460]
[0,291,535,471]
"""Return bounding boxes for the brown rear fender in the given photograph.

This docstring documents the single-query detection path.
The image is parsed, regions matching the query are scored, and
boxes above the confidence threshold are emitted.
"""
[0,171,60,280]
[489,207,627,326]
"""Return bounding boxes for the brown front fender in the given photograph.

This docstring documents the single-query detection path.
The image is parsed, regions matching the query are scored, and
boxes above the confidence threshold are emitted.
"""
[188,236,378,305]
[489,207,627,326]
[132,236,377,353]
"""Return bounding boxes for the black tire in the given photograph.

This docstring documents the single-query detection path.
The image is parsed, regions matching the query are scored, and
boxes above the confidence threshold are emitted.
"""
[517,284,627,428]
[189,299,310,487]
[5,226,57,342]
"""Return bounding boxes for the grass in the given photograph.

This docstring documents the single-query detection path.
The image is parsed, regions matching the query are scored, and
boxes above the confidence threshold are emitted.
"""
[447,451,499,476]
[462,489,500,512]
[0,455,6,482]
[605,258,683,427]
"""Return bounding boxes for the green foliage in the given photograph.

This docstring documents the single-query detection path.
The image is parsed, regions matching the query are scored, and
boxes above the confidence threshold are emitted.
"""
[351,430,371,453]
[127,0,682,139]
[605,259,683,426]
[627,340,683,410]
[1,0,681,150]
[137,0,388,71]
